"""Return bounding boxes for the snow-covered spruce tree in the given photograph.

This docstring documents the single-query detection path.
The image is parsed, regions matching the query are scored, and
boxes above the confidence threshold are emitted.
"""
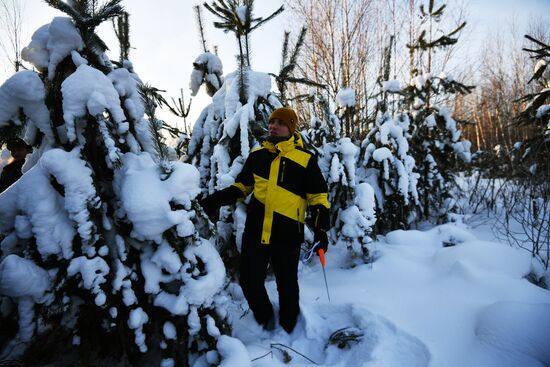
[0,2,238,366]
[189,0,284,190]
[359,110,419,233]
[187,1,284,277]
[358,37,419,233]
[303,92,376,261]
[403,0,473,223]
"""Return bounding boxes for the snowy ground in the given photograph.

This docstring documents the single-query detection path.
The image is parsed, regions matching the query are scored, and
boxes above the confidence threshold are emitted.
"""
[223,216,550,367]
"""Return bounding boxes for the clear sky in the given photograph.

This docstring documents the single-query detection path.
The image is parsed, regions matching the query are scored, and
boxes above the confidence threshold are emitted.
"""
[0,0,548,126]
[467,0,549,43]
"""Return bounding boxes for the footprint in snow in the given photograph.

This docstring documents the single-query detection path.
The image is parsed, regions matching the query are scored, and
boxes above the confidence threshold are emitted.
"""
[228,300,431,367]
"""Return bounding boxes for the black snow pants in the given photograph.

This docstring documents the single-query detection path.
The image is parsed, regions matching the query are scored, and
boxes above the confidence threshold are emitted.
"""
[239,239,301,333]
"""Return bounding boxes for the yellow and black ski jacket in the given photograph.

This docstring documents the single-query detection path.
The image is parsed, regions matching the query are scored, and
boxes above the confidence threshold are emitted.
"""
[209,133,330,246]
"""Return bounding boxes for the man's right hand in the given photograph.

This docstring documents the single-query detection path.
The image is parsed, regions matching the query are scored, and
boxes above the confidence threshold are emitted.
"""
[198,195,218,220]
[197,186,244,220]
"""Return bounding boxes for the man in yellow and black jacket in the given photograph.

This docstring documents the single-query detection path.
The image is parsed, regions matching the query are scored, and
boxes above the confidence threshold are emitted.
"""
[199,107,330,333]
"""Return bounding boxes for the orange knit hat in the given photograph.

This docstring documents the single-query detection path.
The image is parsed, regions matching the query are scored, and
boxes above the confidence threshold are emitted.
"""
[268,107,299,135]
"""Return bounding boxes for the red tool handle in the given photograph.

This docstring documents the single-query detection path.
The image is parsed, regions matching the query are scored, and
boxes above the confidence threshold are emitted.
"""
[318,248,326,268]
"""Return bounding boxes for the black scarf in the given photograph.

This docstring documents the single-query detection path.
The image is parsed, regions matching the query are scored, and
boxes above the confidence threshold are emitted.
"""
[263,134,291,144]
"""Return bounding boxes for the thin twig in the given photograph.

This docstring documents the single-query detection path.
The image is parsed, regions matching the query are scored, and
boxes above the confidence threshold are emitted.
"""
[251,350,272,362]
[270,343,318,365]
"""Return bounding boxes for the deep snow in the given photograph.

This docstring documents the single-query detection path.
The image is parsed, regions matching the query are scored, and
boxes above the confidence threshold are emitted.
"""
[219,220,550,367]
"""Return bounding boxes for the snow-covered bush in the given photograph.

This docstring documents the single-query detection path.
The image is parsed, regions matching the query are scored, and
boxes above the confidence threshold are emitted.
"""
[405,79,472,222]
[359,111,418,232]
[305,92,376,260]
[400,1,473,224]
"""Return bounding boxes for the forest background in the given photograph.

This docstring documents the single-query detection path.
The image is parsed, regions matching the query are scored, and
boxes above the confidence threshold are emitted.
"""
[1,0,549,153]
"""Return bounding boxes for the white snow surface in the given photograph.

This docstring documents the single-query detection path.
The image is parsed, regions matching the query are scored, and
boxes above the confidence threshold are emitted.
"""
[382,79,402,92]
[21,17,85,80]
[221,221,550,367]
[0,71,52,140]
[61,64,127,142]
[114,152,201,243]
[108,67,144,120]
[354,182,376,224]
[181,239,226,307]
[217,335,251,367]
[190,52,224,97]
[220,70,271,142]
[163,321,177,340]
[0,153,78,260]
[0,255,51,300]
[40,148,99,242]
[140,239,225,316]
[372,147,392,162]
[128,307,149,353]
[67,256,109,306]
[412,74,429,90]
[336,87,356,107]
[338,138,359,186]
[0,148,99,260]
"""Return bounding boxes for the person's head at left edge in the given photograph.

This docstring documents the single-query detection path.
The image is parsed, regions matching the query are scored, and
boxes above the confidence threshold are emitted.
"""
[268,107,298,138]
[6,138,32,161]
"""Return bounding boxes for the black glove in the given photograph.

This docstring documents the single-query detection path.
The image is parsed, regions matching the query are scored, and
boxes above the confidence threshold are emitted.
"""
[198,194,218,220]
[198,186,243,220]
[314,230,328,255]
[310,204,329,255]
